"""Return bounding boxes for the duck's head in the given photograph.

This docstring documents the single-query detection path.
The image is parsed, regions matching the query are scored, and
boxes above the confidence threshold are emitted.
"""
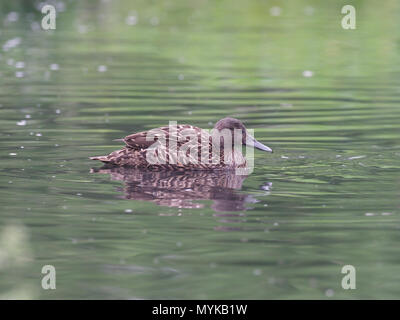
[213,117,273,152]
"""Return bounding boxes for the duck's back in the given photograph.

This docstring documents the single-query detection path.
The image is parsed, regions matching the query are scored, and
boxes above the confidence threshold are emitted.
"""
[90,124,246,170]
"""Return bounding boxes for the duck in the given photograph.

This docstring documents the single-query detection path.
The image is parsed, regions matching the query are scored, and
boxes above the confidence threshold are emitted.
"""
[90,117,272,170]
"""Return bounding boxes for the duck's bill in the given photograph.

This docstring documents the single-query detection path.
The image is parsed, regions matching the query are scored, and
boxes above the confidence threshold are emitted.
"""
[246,136,273,153]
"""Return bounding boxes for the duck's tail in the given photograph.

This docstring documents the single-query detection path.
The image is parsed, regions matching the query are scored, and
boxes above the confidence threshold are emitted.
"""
[89,155,110,162]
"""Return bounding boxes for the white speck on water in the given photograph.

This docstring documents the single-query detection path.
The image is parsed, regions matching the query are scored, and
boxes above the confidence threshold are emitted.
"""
[302,70,314,77]
[253,269,262,276]
[125,14,137,26]
[150,16,159,26]
[78,25,88,34]
[178,74,184,80]
[15,71,25,78]
[382,212,393,216]
[8,181,13,184]
[15,61,25,68]
[336,155,342,158]
[3,37,21,51]
[9,153,17,156]
[304,6,315,15]
[7,12,19,22]
[176,241,182,247]
[261,182,272,191]
[97,65,107,72]
[348,155,366,160]
[55,1,66,12]
[55,109,61,114]
[124,209,133,213]
[273,222,279,226]
[35,133,42,137]
[16,120,27,126]
[325,289,334,297]
[25,114,31,119]
[20,146,24,149]
[281,155,289,159]
[50,63,59,71]
[31,21,41,31]
[76,193,82,196]
[365,212,375,216]
[55,144,59,147]
[270,6,281,16]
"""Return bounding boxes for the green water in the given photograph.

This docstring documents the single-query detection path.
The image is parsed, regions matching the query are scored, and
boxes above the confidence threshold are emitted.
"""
[1,0,400,299]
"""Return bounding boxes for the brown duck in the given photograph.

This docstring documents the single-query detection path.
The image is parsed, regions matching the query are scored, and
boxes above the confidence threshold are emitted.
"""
[90,117,272,170]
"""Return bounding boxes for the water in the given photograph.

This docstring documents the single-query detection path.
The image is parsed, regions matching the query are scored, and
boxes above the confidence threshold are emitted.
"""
[0,0,400,299]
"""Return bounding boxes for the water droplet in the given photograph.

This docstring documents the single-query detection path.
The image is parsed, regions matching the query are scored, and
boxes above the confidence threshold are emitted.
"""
[125,15,137,26]
[304,6,315,15]
[50,63,59,71]
[97,65,107,72]
[7,12,19,22]
[270,6,281,16]
[3,37,21,52]
[78,25,88,34]
[253,269,262,276]
[150,16,159,26]
[325,289,334,297]
[348,155,365,160]
[15,61,25,68]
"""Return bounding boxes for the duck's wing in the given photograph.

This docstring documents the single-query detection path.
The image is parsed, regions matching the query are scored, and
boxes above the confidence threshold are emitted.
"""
[121,125,204,150]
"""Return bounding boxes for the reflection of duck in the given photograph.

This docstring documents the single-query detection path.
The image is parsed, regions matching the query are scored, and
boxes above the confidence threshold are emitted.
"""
[90,118,272,170]
[91,166,258,212]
